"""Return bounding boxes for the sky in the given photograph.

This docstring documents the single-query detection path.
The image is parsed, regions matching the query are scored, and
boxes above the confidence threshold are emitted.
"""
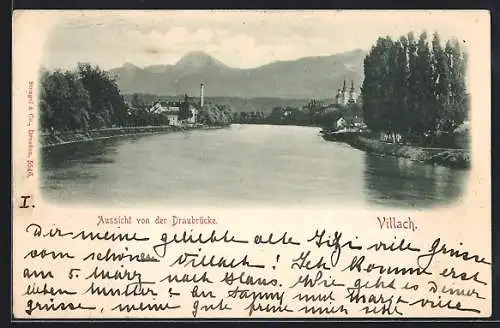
[38,10,478,70]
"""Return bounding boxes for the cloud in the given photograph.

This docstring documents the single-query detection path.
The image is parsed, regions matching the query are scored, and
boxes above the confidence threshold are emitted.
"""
[39,10,477,70]
[205,33,360,68]
[192,28,215,42]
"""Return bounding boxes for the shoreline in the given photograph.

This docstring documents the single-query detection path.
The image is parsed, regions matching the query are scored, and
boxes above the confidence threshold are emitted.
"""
[347,135,471,169]
[320,130,470,169]
[40,124,229,148]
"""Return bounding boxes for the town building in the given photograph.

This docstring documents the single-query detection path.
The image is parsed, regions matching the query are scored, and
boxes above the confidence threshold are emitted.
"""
[149,101,181,126]
[333,115,366,131]
[336,117,347,130]
[148,83,203,126]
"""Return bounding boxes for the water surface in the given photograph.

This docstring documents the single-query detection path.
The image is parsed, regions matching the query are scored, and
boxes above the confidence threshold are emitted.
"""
[41,124,468,208]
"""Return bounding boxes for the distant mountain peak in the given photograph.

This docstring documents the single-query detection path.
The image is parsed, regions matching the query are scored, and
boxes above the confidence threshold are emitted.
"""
[174,51,227,70]
[182,50,211,58]
[122,62,140,72]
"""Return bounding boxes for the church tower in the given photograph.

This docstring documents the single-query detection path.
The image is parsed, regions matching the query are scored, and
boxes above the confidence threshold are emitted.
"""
[348,80,356,103]
[341,79,347,105]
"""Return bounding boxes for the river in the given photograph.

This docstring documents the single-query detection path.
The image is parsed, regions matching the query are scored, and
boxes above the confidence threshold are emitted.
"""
[41,124,468,208]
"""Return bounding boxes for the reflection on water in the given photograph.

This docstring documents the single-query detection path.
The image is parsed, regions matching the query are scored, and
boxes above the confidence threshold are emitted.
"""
[362,154,467,208]
[41,125,468,208]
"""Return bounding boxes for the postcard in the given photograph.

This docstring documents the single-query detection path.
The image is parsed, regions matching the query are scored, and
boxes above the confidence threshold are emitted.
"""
[11,10,491,319]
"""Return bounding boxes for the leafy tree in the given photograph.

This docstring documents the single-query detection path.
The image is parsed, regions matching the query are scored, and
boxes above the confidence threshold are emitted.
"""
[198,103,232,125]
[232,112,241,123]
[431,32,450,124]
[178,94,193,121]
[447,39,469,129]
[266,107,285,124]
[361,37,393,135]
[77,63,128,128]
[388,38,409,139]
[131,93,147,111]
[39,70,90,131]
[405,32,419,140]
[415,31,437,138]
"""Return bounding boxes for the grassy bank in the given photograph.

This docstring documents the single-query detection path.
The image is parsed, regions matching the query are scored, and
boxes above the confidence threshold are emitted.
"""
[349,136,471,169]
[40,124,228,148]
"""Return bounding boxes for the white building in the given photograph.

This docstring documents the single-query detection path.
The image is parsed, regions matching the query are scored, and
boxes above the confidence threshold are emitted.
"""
[336,117,347,130]
[186,106,197,124]
[166,111,180,126]
[147,82,204,126]
[149,101,181,126]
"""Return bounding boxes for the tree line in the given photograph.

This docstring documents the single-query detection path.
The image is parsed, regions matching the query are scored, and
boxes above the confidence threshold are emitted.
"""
[40,63,233,131]
[198,103,233,126]
[40,63,130,131]
[232,100,362,127]
[361,31,469,146]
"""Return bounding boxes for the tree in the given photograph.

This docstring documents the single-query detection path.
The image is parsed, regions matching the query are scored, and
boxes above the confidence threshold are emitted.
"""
[447,39,469,130]
[431,32,450,126]
[39,70,90,131]
[178,94,193,121]
[388,37,409,140]
[232,112,241,123]
[362,37,394,135]
[410,31,437,144]
[198,103,232,126]
[266,107,285,124]
[405,32,419,140]
[77,63,128,128]
[131,93,147,111]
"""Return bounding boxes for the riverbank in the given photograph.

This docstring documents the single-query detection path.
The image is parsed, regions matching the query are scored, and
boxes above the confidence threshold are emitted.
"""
[40,124,229,148]
[348,136,471,169]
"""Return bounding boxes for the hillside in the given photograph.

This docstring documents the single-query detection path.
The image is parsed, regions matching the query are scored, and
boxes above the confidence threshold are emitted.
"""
[110,49,367,99]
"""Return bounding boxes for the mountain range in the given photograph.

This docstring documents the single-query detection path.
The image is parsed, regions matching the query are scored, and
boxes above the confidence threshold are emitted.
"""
[109,49,367,99]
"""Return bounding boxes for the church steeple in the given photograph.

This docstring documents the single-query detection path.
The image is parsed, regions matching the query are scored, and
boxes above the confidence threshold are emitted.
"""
[335,79,357,105]
[340,79,347,104]
[348,80,356,103]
